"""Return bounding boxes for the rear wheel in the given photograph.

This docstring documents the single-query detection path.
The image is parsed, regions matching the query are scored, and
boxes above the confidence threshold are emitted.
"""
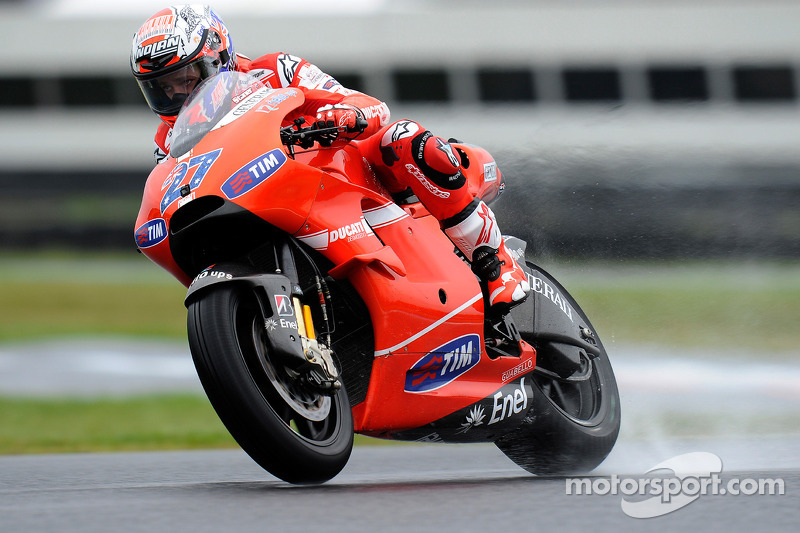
[187,283,353,484]
[495,262,620,475]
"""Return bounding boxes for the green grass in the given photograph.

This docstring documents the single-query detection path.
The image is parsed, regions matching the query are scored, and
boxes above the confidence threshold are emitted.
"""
[0,252,186,342]
[3,254,798,352]
[573,283,800,354]
[0,395,398,454]
[0,281,188,342]
[0,395,236,454]
[555,260,800,354]
[1,254,799,454]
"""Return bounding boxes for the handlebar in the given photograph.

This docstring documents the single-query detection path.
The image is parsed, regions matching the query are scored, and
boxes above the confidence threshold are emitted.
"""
[280,116,367,149]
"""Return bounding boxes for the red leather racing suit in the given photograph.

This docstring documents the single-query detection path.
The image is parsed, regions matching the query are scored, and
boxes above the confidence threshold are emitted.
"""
[152,52,473,220]
[150,51,530,313]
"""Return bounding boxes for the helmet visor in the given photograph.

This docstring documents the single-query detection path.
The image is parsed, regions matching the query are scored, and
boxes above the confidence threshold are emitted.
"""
[136,56,222,118]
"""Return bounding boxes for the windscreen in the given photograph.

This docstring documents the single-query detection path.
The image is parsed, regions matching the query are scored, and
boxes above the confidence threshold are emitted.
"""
[170,71,266,158]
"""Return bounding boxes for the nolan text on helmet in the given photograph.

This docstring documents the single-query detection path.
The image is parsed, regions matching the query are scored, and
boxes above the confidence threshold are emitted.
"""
[136,36,182,62]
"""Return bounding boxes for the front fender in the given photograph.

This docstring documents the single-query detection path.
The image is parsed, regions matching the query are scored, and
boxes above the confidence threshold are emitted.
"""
[185,262,306,368]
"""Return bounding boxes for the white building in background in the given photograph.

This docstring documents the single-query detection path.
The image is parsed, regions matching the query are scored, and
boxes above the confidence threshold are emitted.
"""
[1,0,799,172]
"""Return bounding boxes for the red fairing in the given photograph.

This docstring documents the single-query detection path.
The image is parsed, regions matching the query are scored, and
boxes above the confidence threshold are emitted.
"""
[136,87,319,287]
[134,75,534,436]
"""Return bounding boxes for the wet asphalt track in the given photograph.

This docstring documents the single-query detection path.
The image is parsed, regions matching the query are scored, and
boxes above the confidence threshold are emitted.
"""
[0,444,797,532]
[1,340,799,531]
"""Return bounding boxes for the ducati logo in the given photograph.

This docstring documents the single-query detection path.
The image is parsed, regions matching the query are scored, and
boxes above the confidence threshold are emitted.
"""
[274,295,294,317]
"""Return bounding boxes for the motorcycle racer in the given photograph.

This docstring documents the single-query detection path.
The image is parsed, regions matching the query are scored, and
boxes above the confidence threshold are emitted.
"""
[130,4,530,315]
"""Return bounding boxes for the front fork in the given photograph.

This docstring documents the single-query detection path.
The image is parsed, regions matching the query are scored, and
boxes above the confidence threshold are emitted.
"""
[184,237,341,393]
[274,238,341,392]
[290,292,340,391]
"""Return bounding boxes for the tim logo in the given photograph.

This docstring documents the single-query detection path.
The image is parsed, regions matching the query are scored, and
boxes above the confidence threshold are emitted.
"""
[274,295,294,317]
[221,149,287,199]
[404,334,481,393]
[134,218,167,248]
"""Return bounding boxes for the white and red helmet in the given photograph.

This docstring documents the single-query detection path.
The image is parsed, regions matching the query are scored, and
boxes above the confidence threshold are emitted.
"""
[131,5,237,125]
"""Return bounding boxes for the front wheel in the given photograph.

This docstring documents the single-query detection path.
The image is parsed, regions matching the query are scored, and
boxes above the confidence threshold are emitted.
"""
[187,283,353,484]
[495,262,620,475]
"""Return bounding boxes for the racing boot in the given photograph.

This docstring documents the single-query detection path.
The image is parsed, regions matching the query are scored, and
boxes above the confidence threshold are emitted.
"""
[444,199,530,316]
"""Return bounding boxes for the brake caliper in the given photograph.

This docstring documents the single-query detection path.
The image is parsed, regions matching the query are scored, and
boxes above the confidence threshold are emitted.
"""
[294,297,341,393]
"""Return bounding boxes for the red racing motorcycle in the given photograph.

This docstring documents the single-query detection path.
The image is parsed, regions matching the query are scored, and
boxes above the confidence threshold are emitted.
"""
[134,72,620,484]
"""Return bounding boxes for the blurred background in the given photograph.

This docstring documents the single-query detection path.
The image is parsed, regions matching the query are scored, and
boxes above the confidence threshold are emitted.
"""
[1,0,799,257]
[0,0,798,459]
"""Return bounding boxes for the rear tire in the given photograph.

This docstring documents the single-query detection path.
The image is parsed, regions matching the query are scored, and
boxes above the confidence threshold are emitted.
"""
[495,262,620,475]
[187,284,353,484]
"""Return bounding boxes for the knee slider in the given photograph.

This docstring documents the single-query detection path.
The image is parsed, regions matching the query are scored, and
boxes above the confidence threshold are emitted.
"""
[410,131,465,190]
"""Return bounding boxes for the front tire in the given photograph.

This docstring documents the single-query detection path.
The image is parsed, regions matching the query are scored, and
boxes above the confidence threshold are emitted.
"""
[187,284,353,484]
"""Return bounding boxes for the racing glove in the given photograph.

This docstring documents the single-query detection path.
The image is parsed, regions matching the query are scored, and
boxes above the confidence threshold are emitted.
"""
[315,104,367,134]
